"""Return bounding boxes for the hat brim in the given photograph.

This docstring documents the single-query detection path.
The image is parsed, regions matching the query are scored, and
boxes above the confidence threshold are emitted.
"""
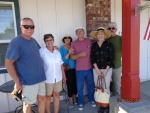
[75,27,85,32]
[90,30,111,39]
[62,35,72,43]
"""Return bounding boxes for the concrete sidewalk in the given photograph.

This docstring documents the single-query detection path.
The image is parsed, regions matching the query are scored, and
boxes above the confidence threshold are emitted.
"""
[109,80,150,113]
[141,80,150,101]
[9,80,150,113]
[9,95,99,113]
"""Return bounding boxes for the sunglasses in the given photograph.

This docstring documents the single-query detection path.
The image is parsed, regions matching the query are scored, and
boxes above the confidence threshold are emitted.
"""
[45,39,53,42]
[64,37,71,39]
[108,27,115,30]
[22,25,35,29]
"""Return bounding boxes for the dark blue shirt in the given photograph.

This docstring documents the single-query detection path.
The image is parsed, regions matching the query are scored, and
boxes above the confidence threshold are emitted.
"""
[6,35,46,85]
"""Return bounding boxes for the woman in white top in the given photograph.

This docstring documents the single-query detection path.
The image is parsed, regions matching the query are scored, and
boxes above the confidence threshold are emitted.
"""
[39,34,66,113]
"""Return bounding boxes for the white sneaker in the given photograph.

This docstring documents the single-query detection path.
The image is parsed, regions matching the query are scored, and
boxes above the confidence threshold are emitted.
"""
[74,102,78,105]
[69,104,74,108]
[78,104,83,110]
[91,102,96,107]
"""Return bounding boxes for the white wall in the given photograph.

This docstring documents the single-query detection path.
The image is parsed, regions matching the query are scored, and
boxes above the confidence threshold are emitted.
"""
[140,1,150,81]
[0,73,21,112]
[19,0,86,47]
[2,0,150,112]
[0,0,86,112]
[111,0,122,35]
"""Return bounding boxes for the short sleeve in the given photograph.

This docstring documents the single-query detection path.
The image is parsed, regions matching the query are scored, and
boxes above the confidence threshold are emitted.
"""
[33,38,41,49]
[70,42,76,55]
[58,51,64,65]
[5,39,20,60]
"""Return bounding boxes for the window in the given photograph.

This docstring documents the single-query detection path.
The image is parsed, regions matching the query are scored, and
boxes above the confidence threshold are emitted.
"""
[0,0,20,68]
[0,2,17,41]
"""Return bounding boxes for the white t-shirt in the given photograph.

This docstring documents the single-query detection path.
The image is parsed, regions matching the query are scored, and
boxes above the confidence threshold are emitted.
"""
[39,47,63,83]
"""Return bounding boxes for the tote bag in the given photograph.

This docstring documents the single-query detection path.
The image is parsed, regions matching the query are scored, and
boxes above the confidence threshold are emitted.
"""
[94,76,110,107]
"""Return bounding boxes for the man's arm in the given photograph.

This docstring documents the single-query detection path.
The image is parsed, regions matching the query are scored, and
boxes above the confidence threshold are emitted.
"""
[5,59,22,91]
[70,51,86,60]
[70,53,81,60]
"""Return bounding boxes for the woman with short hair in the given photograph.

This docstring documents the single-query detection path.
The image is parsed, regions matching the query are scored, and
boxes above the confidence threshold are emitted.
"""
[60,35,77,108]
[39,34,66,113]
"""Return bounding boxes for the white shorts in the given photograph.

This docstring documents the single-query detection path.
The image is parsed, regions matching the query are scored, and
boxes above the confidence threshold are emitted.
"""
[22,82,45,104]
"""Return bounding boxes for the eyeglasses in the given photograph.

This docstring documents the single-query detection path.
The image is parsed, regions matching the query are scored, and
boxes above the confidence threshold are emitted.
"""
[108,27,115,30]
[45,39,53,42]
[22,25,35,29]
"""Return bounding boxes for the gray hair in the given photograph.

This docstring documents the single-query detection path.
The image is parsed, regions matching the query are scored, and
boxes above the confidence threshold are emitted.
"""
[20,17,33,25]
[108,22,118,29]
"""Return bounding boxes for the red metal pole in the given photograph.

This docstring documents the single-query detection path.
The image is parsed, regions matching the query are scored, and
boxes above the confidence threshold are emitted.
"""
[121,0,140,101]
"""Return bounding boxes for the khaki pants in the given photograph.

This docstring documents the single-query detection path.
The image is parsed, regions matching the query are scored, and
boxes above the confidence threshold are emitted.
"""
[112,67,122,95]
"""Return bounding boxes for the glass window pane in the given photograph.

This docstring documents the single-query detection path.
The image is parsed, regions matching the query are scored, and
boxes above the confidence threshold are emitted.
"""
[0,43,8,68]
[0,3,15,40]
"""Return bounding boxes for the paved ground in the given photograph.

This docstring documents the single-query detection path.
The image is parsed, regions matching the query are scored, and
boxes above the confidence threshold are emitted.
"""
[9,96,99,113]
[9,80,150,113]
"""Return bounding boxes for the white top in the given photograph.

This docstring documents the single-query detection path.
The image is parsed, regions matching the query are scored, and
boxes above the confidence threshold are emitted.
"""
[39,47,63,83]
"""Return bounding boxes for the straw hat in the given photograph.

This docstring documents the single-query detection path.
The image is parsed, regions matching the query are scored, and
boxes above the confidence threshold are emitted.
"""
[97,27,105,31]
[90,30,111,39]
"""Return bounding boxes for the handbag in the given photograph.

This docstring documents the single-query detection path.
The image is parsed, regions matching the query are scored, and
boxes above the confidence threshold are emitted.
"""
[64,64,70,71]
[64,57,70,71]
[94,76,110,108]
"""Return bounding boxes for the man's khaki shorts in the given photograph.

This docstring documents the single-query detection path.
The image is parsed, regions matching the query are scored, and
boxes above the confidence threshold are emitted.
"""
[46,80,62,95]
[22,82,45,104]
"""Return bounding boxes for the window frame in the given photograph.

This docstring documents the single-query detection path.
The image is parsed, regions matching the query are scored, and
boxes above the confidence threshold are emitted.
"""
[0,0,20,69]
[0,1,17,43]
[0,0,21,37]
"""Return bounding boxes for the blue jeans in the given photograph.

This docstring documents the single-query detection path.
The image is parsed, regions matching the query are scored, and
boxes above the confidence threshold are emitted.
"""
[76,68,95,105]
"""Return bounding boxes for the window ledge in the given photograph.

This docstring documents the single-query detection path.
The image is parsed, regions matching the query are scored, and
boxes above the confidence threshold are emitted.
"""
[0,68,7,74]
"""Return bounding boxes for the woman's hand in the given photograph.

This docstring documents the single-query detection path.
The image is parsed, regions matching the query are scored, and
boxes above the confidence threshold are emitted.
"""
[54,46,59,51]
[69,48,74,54]
[95,68,101,76]
[101,71,107,77]
[63,74,66,83]
[101,68,109,77]
[101,66,110,77]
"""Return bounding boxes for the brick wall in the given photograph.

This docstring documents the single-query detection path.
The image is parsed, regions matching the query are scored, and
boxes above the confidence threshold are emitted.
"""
[86,0,111,36]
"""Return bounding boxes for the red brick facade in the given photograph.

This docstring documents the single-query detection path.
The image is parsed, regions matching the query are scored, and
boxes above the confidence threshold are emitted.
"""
[86,0,111,36]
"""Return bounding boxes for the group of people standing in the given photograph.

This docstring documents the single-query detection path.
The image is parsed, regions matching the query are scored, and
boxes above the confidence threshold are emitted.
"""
[5,17,122,113]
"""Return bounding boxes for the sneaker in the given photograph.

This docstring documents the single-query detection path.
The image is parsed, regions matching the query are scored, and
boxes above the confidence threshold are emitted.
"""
[11,89,22,101]
[69,104,74,108]
[78,104,83,110]
[91,102,96,107]
[74,102,78,105]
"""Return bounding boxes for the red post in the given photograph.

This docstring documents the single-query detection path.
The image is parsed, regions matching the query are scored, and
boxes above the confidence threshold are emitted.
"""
[121,0,140,100]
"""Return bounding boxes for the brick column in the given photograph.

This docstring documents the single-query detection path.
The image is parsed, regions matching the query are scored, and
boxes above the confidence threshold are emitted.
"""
[86,0,111,36]
[121,0,140,100]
